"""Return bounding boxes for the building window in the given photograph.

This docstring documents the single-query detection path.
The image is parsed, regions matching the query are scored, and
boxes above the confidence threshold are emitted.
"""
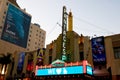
[6,2,8,6]
[4,11,6,14]
[49,49,52,55]
[114,47,120,59]
[36,34,38,36]
[0,26,2,29]
[40,31,41,33]
[29,35,31,37]
[49,56,52,64]
[79,52,84,61]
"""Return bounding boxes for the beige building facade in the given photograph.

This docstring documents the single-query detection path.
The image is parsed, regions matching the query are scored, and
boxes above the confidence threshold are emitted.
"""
[27,23,46,51]
[105,34,120,80]
[0,0,46,53]
[0,0,46,79]
[0,0,30,54]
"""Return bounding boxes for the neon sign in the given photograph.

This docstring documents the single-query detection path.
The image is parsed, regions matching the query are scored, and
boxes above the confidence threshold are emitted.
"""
[36,66,83,76]
[86,66,93,75]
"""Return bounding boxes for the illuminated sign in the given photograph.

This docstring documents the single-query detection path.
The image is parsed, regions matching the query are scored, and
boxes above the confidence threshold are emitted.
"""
[91,36,106,65]
[1,3,31,48]
[36,66,83,76]
[86,66,93,75]
[36,61,93,76]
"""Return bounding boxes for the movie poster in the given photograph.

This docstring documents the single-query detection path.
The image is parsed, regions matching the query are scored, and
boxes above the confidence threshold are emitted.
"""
[91,36,106,65]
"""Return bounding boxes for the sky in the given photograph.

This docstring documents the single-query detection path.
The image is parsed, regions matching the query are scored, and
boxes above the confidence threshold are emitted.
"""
[17,0,120,45]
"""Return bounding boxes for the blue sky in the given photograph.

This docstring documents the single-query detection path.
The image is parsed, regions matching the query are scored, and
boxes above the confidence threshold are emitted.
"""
[17,0,120,45]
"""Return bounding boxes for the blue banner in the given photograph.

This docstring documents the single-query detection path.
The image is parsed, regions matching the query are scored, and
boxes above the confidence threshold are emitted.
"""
[91,36,106,65]
[1,3,31,48]
[17,52,25,73]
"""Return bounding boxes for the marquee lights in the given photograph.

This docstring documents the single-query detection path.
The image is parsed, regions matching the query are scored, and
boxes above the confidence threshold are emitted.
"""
[37,61,90,69]
[35,60,93,76]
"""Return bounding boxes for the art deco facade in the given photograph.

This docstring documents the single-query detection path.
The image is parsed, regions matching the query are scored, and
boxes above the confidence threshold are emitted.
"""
[45,30,120,80]
[44,11,120,80]
[44,11,91,65]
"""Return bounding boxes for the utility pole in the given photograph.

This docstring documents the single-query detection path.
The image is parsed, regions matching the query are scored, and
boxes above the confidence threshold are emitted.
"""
[61,6,67,61]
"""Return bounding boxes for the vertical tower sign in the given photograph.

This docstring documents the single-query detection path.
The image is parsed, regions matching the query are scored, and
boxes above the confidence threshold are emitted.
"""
[61,6,67,61]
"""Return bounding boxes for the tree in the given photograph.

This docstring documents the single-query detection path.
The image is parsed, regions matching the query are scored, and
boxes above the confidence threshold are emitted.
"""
[0,53,12,74]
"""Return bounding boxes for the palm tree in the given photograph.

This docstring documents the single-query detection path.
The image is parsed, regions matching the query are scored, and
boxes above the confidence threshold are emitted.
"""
[0,53,12,75]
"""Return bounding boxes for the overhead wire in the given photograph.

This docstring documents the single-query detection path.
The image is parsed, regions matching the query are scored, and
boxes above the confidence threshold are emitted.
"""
[47,18,61,36]
[73,15,114,35]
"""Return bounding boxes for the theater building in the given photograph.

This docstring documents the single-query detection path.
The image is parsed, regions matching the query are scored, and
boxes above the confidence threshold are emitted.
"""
[44,10,120,80]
